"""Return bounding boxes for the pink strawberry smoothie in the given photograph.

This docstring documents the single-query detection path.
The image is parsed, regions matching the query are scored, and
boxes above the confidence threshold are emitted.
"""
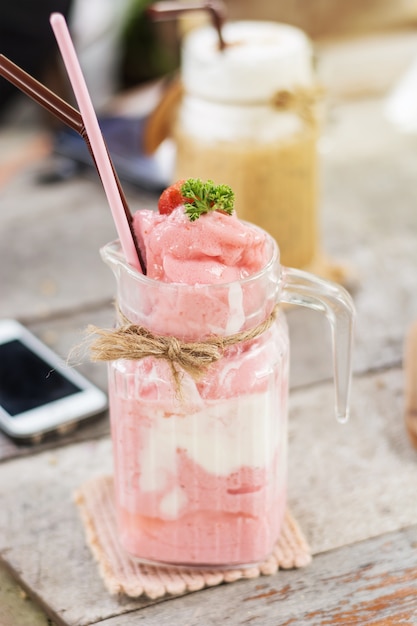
[108,189,289,567]
[133,207,268,285]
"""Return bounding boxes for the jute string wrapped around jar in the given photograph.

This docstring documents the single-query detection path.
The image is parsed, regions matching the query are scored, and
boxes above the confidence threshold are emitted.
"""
[88,303,279,394]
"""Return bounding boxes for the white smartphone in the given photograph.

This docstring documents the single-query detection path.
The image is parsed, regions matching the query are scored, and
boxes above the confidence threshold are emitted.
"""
[0,319,108,441]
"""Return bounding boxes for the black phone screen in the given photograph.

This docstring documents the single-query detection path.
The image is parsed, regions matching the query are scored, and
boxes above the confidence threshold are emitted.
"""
[0,339,81,416]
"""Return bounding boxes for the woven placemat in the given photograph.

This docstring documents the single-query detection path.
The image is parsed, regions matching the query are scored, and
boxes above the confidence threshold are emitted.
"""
[74,475,311,599]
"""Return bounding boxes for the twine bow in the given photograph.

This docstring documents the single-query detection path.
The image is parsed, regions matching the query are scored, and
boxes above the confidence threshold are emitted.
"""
[271,85,325,126]
[88,304,280,392]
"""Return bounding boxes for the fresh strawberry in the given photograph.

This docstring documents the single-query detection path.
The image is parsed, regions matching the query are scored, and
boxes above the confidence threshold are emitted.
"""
[158,179,187,215]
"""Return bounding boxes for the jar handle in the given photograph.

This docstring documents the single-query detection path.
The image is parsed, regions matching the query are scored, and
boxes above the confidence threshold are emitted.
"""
[280,266,355,423]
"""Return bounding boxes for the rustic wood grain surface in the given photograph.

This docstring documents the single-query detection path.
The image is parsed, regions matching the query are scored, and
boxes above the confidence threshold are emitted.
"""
[1,33,417,626]
[86,524,417,626]
[0,366,416,626]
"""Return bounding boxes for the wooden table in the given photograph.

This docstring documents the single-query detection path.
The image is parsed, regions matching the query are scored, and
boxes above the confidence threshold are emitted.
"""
[1,40,417,625]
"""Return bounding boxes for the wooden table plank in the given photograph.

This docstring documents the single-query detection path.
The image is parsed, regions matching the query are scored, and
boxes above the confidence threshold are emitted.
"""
[0,173,117,323]
[0,438,157,626]
[92,524,417,626]
[0,156,155,324]
[0,367,415,626]
[320,98,417,375]
[288,369,417,555]
[0,561,56,626]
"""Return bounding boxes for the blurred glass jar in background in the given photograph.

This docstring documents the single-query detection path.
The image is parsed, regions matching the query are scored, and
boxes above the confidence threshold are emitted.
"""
[173,20,322,270]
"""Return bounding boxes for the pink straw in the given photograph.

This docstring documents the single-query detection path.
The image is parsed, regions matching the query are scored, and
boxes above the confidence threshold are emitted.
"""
[50,13,142,272]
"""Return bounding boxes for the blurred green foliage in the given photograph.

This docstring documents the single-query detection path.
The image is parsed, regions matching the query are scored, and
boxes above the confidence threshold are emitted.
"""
[120,0,180,87]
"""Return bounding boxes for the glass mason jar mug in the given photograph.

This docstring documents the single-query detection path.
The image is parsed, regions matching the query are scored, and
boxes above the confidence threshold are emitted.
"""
[100,229,354,569]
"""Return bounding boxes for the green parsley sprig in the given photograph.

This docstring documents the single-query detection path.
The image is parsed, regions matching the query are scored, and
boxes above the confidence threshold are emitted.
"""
[181,178,235,222]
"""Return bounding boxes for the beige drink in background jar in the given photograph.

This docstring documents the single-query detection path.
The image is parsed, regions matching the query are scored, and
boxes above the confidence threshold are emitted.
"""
[174,20,321,270]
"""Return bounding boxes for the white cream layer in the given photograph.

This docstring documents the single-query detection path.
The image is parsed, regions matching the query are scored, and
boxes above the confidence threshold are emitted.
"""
[177,96,303,142]
[138,389,284,494]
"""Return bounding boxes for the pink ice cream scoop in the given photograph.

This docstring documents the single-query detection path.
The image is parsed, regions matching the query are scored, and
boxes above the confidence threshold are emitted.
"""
[128,205,276,342]
[132,206,268,284]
